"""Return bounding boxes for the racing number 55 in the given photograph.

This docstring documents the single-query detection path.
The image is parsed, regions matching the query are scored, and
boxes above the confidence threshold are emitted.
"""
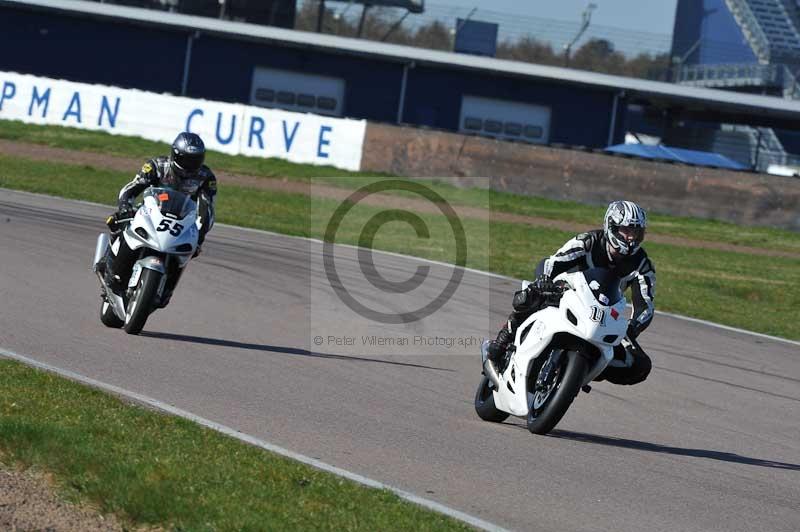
[156,219,184,236]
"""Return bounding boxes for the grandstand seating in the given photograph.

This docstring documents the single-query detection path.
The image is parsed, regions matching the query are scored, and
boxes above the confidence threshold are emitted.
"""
[672,0,800,170]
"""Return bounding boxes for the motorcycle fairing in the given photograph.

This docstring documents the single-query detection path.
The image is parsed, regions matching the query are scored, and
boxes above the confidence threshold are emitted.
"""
[122,191,199,268]
[491,270,628,417]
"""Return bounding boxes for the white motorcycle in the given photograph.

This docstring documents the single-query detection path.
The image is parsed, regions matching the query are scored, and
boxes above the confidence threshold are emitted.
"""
[91,186,200,334]
[475,268,630,435]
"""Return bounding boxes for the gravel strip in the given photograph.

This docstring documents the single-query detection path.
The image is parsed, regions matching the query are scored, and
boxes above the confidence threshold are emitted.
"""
[0,461,134,532]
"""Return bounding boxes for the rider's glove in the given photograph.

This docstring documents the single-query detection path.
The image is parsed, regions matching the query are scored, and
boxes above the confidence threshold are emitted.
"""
[533,275,569,306]
[116,205,136,220]
[106,205,136,231]
[532,274,556,295]
[513,275,556,312]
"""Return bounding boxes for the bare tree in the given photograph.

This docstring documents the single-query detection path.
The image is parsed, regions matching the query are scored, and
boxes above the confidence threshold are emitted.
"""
[497,37,559,64]
[294,3,671,80]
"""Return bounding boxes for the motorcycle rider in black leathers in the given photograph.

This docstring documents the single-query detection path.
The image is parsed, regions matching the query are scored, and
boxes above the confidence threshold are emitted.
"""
[486,200,656,385]
[102,132,217,304]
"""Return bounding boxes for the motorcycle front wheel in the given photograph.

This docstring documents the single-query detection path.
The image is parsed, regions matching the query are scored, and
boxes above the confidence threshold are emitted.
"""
[474,375,510,423]
[124,268,161,335]
[526,350,587,435]
[99,298,124,328]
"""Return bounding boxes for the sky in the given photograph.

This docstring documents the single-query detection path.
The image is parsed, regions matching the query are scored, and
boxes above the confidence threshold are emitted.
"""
[427,0,679,36]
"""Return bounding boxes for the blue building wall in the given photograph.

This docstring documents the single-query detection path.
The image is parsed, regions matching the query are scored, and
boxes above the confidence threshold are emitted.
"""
[187,35,404,123]
[0,4,619,148]
[0,9,187,94]
[402,66,615,146]
[671,0,757,65]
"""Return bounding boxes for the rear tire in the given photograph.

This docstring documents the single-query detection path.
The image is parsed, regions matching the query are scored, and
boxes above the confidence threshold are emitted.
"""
[124,268,161,335]
[474,376,510,423]
[526,350,587,435]
[99,299,124,328]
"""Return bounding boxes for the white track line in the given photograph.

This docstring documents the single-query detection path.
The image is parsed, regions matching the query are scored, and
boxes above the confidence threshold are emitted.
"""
[3,187,798,347]
[655,311,800,347]
[0,347,509,532]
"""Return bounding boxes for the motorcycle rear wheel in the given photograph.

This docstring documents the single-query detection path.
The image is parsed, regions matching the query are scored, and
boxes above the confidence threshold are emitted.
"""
[474,375,510,422]
[124,268,161,335]
[526,350,587,435]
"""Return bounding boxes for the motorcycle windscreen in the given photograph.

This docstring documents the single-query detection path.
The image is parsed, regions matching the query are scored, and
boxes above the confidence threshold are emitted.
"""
[144,188,195,219]
[582,267,623,306]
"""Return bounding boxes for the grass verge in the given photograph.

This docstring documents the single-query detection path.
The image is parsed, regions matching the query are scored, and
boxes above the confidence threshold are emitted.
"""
[1,153,798,340]
[1,120,799,253]
[0,359,471,531]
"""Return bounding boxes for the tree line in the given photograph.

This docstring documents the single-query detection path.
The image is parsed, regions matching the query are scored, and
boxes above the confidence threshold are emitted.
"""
[294,3,670,81]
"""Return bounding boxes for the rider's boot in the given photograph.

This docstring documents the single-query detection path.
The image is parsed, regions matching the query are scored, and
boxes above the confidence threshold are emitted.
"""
[486,286,547,367]
[103,236,135,297]
[103,255,125,296]
[486,326,514,364]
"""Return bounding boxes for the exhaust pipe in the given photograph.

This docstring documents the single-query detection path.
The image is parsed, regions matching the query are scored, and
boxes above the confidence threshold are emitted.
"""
[480,339,502,389]
[483,358,500,390]
[483,358,502,390]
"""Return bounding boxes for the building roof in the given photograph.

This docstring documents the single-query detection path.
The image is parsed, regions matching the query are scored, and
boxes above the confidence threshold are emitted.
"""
[4,0,800,126]
[606,143,748,170]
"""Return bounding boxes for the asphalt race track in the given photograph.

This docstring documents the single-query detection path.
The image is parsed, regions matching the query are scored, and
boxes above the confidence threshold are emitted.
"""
[1,189,799,532]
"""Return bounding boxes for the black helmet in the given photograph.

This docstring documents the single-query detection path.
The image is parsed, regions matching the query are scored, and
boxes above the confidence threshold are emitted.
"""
[170,132,205,179]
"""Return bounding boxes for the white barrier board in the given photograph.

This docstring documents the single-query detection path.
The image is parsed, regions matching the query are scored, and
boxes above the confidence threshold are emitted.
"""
[0,71,366,171]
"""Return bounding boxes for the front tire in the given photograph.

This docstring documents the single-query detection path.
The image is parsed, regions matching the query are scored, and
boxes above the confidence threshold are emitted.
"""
[99,299,124,328]
[526,350,587,435]
[474,376,510,423]
[124,268,161,335]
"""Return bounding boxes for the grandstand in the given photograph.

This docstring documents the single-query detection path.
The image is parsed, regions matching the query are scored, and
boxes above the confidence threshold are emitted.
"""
[671,0,800,170]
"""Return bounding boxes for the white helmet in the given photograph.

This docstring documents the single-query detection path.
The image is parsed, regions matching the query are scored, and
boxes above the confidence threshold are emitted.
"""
[604,200,647,256]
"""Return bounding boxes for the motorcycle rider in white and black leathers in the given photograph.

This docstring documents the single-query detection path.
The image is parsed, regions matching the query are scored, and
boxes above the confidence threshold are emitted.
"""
[101,132,217,304]
[486,200,656,385]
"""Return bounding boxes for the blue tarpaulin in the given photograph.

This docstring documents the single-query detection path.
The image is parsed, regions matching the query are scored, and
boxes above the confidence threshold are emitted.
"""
[606,144,747,170]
